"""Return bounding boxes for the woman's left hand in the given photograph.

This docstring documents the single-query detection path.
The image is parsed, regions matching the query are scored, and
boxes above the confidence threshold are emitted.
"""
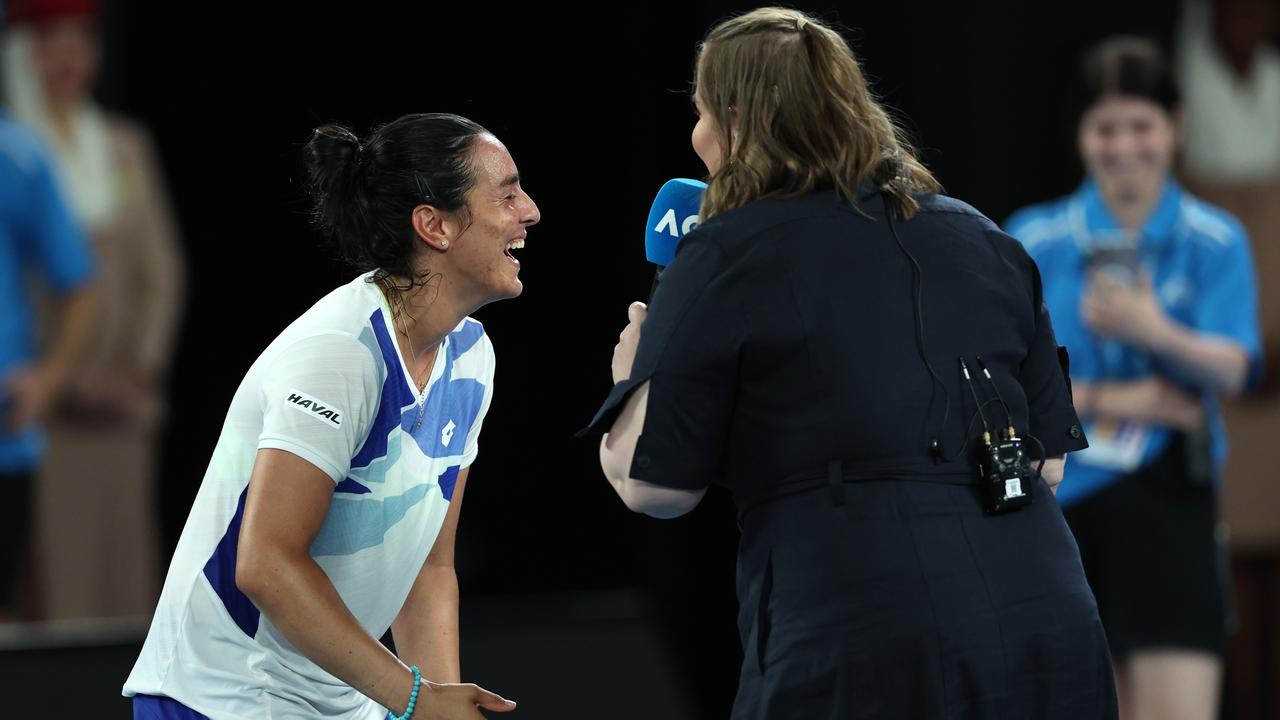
[611,301,647,384]
[1081,270,1170,350]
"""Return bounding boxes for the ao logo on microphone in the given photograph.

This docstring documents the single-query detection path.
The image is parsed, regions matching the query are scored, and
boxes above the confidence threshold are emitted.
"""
[652,207,700,237]
[645,178,708,268]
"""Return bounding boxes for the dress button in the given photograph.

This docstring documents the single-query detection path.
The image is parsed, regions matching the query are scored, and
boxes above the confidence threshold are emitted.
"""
[1069,424,1082,439]
[636,456,651,469]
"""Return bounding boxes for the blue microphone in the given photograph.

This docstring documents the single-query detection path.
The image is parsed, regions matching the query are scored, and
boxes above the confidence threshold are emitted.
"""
[645,178,707,269]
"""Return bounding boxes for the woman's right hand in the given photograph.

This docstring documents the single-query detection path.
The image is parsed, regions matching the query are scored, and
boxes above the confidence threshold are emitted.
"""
[416,680,516,719]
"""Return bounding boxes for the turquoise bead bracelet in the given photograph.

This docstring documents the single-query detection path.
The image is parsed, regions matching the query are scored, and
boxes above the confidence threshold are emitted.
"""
[389,665,422,720]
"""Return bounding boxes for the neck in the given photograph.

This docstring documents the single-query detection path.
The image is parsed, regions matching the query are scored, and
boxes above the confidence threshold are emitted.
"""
[1101,183,1163,231]
[382,274,474,361]
[41,98,78,143]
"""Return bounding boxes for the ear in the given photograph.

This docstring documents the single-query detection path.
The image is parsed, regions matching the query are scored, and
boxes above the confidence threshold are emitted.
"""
[411,204,454,251]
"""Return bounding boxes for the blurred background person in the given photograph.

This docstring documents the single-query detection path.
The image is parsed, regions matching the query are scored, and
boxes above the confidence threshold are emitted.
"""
[1005,36,1262,720]
[1176,1,1280,715]
[0,109,96,623]
[1,0,185,622]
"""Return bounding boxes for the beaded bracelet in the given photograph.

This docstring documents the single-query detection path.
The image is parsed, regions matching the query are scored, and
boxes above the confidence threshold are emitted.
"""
[389,665,422,720]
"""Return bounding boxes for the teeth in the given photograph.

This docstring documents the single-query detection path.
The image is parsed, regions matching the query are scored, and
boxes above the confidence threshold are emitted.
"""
[507,238,525,250]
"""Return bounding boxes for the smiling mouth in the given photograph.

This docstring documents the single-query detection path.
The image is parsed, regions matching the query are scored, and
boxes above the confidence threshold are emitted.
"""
[504,237,524,265]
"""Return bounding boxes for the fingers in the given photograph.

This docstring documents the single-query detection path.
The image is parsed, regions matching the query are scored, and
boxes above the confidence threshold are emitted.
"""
[627,301,647,325]
[468,683,518,712]
[1080,296,1103,329]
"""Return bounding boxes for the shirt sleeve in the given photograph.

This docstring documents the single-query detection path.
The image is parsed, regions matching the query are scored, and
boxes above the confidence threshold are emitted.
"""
[1013,243,1090,458]
[1189,224,1263,386]
[582,228,742,490]
[257,332,382,483]
[20,144,94,292]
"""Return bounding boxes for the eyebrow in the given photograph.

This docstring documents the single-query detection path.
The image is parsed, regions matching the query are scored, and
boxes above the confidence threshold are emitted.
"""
[499,174,520,188]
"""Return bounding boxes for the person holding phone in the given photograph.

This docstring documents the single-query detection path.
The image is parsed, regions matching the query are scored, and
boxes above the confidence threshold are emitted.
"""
[1005,36,1262,720]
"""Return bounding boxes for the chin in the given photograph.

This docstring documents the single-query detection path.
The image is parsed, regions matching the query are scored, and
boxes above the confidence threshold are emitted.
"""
[494,278,523,301]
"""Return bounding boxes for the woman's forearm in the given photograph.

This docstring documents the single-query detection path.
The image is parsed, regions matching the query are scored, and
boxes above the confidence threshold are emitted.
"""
[391,565,461,683]
[1146,316,1251,395]
[600,382,649,494]
[599,383,705,518]
[238,550,415,714]
[40,283,97,390]
[1073,379,1203,430]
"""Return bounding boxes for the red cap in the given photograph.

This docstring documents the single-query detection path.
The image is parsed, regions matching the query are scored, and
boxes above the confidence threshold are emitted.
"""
[6,0,99,25]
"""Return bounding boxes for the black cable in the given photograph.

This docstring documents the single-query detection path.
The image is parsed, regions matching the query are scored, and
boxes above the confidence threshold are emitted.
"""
[1025,432,1048,477]
[943,398,1007,462]
[959,357,991,436]
[884,206,951,457]
[975,355,1014,433]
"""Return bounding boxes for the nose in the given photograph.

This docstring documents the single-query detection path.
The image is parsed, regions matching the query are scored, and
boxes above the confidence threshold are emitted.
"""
[1106,129,1138,160]
[521,190,541,227]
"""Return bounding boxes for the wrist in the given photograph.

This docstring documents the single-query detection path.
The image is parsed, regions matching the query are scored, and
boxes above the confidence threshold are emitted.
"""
[1139,311,1179,355]
[35,357,73,395]
[1071,382,1097,417]
[389,665,422,720]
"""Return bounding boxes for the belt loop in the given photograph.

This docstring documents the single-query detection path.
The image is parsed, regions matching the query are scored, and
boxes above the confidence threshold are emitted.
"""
[827,459,845,507]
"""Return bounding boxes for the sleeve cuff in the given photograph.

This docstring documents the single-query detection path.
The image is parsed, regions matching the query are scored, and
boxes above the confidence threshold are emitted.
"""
[257,436,347,483]
[1030,412,1089,458]
[575,376,648,439]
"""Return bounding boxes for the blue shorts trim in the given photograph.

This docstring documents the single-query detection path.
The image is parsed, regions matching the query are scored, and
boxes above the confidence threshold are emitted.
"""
[132,694,210,720]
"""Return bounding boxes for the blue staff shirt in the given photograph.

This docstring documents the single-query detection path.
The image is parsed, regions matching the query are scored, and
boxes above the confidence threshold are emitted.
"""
[0,114,95,472]
[1005,178,1261,506]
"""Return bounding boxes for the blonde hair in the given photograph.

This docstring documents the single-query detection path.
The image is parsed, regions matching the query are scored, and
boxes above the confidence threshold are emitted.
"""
[694,7,939,220]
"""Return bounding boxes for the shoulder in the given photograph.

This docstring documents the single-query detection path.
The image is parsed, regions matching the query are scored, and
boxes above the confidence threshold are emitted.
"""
[259,279,388,374]
[1175,193,1248,250]
[1002,196,1080,253]
[449,317,492,359]
[447,317,495,377]
[103,113,160,160]
[684,189,868,268]
[103,112,146,144]
[299,274,389,333]
[910,192,1016,244]
[908,192,1037,264]
[690,194,819,247]
[915,192,995,225]
[270,330,380,372]
[0,115,53,178]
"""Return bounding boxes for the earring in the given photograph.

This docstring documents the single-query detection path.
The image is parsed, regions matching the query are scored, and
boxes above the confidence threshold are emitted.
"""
[440,240,449,248]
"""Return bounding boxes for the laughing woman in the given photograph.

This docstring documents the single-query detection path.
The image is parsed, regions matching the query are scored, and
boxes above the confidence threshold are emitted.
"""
[123,113,539,720]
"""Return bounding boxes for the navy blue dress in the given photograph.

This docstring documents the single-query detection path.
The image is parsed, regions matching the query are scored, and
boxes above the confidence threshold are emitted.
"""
[588,183,1117,719]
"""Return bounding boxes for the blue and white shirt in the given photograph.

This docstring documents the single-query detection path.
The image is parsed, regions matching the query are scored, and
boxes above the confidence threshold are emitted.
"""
[0,114,94,472]
[1005,178,1261,507]
[123,272,496,719]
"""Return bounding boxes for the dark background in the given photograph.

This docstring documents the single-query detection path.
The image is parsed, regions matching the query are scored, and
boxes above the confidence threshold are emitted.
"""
[50,0,1202,715]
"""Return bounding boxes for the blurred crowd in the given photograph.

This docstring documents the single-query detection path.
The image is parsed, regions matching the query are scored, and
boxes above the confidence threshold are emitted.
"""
[1,0,183,625]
